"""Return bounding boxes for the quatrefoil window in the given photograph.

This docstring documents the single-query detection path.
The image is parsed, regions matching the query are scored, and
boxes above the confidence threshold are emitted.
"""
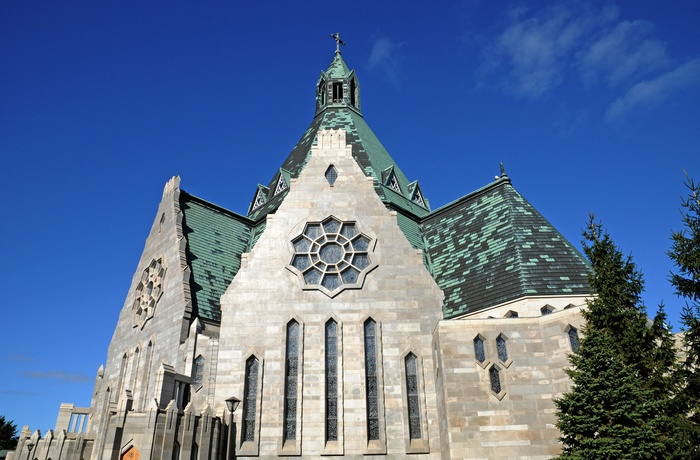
[132,257,166,329]
[288,216,376,297]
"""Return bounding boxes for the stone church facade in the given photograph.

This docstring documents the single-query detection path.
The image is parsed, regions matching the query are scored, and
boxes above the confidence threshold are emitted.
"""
[11,49,591,460]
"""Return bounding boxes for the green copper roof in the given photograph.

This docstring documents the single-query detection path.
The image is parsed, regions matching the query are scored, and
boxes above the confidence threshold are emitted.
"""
[325,52,351,78]
[178,51,592,325]
[247,107,430,221]
[180,192,255,323]
[422,177,591,318]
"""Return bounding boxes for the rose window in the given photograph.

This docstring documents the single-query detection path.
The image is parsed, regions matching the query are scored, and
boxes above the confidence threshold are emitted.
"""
[132,257,166,329]
[288,216,376,297]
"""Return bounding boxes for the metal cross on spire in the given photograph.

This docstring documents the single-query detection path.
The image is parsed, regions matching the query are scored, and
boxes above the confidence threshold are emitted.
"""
[330,33,346,53]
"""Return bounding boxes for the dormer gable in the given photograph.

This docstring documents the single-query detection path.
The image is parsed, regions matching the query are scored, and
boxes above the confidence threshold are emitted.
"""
[381,166,402,194]
[274,169,292,196]
[249,185,269,213]
[408,181,429,210]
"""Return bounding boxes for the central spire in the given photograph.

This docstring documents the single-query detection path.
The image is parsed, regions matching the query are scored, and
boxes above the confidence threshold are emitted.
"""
[315,37,360,116]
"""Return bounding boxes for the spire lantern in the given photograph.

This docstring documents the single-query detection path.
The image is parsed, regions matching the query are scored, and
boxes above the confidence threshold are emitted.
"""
[315,34,361,116]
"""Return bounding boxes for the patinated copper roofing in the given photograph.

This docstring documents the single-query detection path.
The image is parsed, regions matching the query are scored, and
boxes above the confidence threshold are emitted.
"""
[177,51,591,324]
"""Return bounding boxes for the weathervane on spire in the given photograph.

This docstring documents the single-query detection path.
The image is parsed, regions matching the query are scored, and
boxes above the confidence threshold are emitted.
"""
[330,33,345,53]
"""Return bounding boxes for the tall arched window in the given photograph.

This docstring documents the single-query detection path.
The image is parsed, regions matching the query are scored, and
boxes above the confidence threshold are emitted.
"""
[405,353,421,440]
[284,321,300,442]
[364,319,379,441]
[325,320,338,442]
[242,356,260,442]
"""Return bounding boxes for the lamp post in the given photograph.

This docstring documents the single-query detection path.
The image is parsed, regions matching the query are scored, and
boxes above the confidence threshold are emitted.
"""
[225,397,241,460]
[25,441,34,460]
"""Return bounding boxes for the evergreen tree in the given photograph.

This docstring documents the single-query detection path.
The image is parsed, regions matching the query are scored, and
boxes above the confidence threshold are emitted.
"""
[555,328,665,459]
[554,216,674,459]
[0,415,18,450]
[668,173,700,458]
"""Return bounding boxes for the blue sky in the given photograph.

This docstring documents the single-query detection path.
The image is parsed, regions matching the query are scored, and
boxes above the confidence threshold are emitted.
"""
[2,0,699,434]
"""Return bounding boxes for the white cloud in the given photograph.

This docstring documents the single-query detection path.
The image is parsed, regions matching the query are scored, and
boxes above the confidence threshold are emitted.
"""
[23,370,92,382]
[477,3,612,99]
[367,37,404,87]
[606,58,700,120]
[476,1,695,117]
[578,19,669,86]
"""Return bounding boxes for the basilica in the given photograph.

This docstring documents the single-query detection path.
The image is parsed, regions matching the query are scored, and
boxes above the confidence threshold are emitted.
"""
[11,46,591,459]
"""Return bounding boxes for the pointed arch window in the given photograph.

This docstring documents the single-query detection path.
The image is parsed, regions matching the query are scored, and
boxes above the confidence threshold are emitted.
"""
[568,327,580,351]
[489,365,502,394]
[332,82,343,102]
[496,335,508,363]
[350,78,357,107]
[318,80,326,106]
[364,319,380,441]
[242,356,260,443]
[404,353,421,440]
[325,320,338,442]
[473,336,486,364]
[284,321,300,442]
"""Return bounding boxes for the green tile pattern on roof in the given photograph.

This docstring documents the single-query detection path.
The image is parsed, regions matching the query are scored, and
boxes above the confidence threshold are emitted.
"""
[247,107,430,222]
[180,192,254,323]
[423,178,591,318]
[325,52,351,78]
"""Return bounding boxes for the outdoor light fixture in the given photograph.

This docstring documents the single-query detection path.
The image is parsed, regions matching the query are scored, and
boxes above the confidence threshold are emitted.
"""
[225,396,241,413]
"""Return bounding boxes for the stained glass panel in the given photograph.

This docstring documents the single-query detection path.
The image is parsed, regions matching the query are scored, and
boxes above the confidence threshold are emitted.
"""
[325,165,338,186]
[405,353,421,439]
[364,320,380,441]
[489,366,501,394]
[323,219,340,234]
[496,335,508,363]
[284,322,299,442]
[325,320,338,442]
[568,327,580,351]
[242,357,259,442]
[474,336,486,363]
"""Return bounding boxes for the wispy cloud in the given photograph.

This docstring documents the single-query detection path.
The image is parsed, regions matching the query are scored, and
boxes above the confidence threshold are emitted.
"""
[23,371,92,383]
[367,37,404,87]
[477,3,612,99]
[606,58,700,120]
[7,354,35,363]
[578,19,669,86]
[0,389,40,396]
[476,2,699,120]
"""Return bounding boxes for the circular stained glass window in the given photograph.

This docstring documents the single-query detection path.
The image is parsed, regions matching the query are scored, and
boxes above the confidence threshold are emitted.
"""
[289,216,376,297]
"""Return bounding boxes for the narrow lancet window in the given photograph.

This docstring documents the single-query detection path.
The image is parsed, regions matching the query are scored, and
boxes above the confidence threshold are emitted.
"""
[284,321,300,442]
[405,353,421,440]
[364,319,380,441]
[489,365,502,394]
[474,336,486,364]
[496,335,508,363]
[568,327,580,351]
[193,355,204,388]
[242,356,260,442]
[332,82,343,102]
[325,320,338,442]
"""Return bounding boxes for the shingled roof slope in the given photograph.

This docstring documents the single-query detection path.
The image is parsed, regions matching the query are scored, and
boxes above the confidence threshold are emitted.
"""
[423,177,591,318]
[180,192,255,323]
[247,107,430,221]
